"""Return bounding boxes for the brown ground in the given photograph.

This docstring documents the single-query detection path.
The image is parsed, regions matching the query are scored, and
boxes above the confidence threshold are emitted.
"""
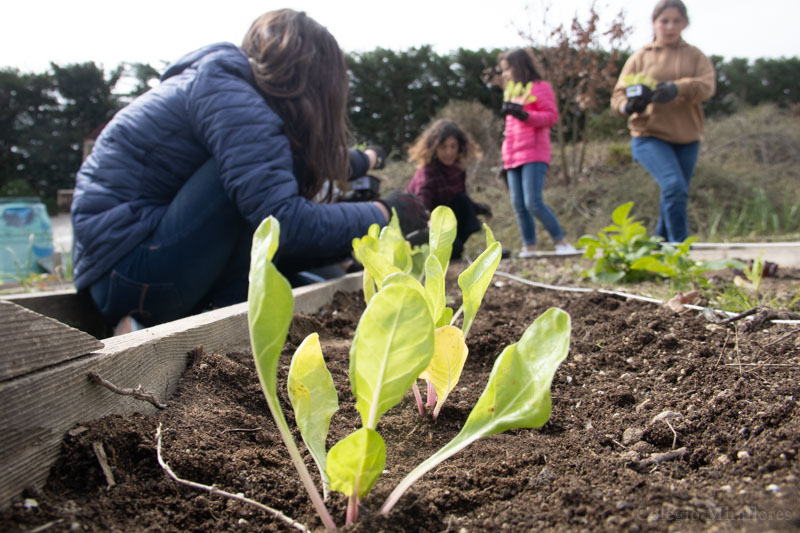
[3,258,799,532]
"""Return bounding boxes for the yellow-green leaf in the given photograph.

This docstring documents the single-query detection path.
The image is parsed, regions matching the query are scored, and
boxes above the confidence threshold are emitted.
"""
[457,241,502,337]
[424,254,447,326]
[327,428,386,498]
[287,333,339,491]
[419,325,469,418]
[350,284,434,429]
[429,206,457,275]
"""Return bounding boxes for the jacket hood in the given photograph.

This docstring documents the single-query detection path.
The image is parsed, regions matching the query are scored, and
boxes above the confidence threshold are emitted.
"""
[161,42,244,81]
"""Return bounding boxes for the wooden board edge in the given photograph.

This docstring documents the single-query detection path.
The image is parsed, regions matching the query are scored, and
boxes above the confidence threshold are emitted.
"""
[0,272,363,510]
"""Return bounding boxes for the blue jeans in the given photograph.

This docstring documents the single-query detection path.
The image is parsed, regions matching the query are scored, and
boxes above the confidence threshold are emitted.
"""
[89,159,253,327]
[631,137,700,242]
[506,162,565,246]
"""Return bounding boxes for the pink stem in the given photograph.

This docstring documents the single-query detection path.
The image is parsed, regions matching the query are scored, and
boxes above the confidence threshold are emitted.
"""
[426,380,437,408]
[412,381,425,415]
[346,493,359,525]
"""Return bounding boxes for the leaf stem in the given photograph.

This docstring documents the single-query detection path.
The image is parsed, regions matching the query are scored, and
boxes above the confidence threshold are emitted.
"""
[412,382,425,415]
[259,381,337,530]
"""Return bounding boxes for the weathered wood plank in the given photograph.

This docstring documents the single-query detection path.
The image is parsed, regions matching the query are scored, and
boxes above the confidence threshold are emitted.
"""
[0,300,103,381]
[0,273,361,510]
[5,289,108,339]
[689,242,800,268]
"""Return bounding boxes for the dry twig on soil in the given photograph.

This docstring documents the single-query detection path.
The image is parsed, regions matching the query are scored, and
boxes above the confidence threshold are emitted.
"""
[92,441,116,489]
[87,371,167,409]
[155,424,308,532]
[628,447,688,472]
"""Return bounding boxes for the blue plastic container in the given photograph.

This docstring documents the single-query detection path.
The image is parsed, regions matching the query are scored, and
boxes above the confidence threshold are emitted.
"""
[0,198,55,280]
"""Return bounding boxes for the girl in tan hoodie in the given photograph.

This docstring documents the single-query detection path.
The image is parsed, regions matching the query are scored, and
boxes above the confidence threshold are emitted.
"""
[611,0,715,243]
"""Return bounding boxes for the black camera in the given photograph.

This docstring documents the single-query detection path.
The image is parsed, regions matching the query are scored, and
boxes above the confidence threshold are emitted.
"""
[342,174,381,202]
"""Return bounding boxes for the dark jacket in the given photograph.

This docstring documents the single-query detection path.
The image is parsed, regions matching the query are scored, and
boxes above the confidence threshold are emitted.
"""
[405,162,467,211]
[71,42,384,290]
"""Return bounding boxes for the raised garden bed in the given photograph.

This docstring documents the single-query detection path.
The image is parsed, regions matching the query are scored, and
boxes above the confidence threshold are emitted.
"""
[2,259,798,531]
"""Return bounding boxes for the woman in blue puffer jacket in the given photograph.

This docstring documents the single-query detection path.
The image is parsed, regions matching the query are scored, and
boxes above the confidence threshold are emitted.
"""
[71,9,426,333]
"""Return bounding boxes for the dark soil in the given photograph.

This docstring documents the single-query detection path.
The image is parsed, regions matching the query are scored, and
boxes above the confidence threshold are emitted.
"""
[4,259,800,532]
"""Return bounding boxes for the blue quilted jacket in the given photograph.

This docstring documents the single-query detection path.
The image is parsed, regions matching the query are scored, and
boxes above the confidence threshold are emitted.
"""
[71,43,384,290]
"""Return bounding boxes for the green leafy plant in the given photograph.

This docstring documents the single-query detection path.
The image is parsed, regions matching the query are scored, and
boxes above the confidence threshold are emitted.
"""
[710,254,772,311]
[621,72,657,89]
[579,202,745,290]
[577,202,663,283]
[356,206,502,418]
[352,208,428,302]
[630,238,745,291]
[248,215,571,528]
[503,80,537,104]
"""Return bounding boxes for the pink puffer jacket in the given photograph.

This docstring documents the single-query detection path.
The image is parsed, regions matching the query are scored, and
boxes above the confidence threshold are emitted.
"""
[502,80,559,168]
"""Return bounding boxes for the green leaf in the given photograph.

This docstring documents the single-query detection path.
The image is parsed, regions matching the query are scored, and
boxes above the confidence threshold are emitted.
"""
[380,308,571,515]
[484,223,497,248]
[631,256,672,275]
[248,216,336,529]
[419,325,469,418]
[358,244,403,290]
[383,272,431,318]
[429,206,457,275]
[457,241,502,337]
[249,219,294,401]
[327,428,386,498]
[461,308,570,434]
[611,202,633,226]
[424,254,447,327]
[350,284,435,429]
[362,270,377,304]
[287,333,339,494]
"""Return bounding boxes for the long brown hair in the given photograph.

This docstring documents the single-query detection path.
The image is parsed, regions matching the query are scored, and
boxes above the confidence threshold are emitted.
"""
[242,9,349,199]
[407,119,482,169]
[499,48,543,84]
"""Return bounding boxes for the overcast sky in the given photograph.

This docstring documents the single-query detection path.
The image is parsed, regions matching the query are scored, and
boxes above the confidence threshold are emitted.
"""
[2,0,798,73]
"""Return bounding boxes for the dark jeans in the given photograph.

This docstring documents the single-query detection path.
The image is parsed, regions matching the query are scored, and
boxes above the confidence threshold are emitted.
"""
[506,162,565,246]
[631,137,700,242]
[448,193,482,259]
[89,159,252,327]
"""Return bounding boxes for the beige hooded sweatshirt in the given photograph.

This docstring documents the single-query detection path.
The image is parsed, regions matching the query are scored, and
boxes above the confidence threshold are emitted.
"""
[611,39,716,144]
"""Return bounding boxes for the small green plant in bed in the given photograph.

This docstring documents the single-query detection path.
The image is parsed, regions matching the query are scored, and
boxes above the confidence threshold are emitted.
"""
[247,213,571,528]
[577,202,664,283]
[578,202,743,289]
[710,254,799,312]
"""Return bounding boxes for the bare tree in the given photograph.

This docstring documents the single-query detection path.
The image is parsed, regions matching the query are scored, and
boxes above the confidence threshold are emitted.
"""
[517,2,631,184]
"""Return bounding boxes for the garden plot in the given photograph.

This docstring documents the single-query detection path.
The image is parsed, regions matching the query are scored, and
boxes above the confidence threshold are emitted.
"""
[3,257,798,532]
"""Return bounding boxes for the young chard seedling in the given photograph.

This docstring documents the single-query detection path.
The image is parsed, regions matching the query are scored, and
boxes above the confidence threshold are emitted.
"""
[287,332,338,500]
[356,206,503,419]
[248,217,336,530]
[327,283,434,523]
[248,215,571,528]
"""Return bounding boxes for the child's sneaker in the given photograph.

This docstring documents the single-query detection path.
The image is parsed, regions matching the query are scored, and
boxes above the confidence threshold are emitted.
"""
[555,243,578,255]
[518,249,538,259]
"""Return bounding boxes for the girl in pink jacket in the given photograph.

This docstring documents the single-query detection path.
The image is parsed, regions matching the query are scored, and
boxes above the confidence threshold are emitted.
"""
[499,49,576,257]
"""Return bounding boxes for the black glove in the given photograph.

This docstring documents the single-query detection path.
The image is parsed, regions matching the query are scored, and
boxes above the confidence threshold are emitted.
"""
[377,191,429,239]
[651,81,678,103]
[624,98,649,114]
[473,201,493,219]
[501,101,529,121]
[623,84,653,114]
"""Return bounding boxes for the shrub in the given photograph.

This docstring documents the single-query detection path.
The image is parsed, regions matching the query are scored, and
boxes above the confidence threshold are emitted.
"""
[605,142,632,167]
